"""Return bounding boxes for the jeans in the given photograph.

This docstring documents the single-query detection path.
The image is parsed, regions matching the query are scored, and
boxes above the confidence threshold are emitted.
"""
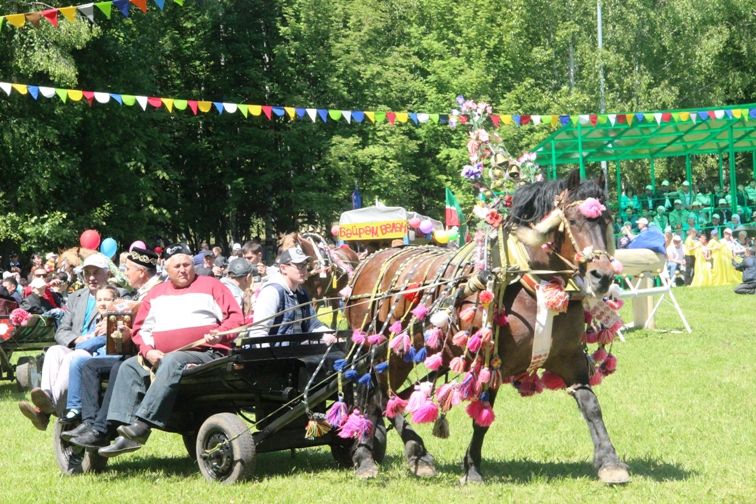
[81,357,123,435]
[66,350,115,411]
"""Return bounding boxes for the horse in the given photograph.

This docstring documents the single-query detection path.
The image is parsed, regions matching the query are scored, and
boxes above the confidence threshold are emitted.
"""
[279,232,360,327]
[341,170,629,484]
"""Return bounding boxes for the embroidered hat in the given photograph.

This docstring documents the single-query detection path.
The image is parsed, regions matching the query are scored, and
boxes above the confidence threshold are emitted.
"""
[165,243,192,259]
[278,246,310,265]
[126,247,158,269]
[227,258,253,278]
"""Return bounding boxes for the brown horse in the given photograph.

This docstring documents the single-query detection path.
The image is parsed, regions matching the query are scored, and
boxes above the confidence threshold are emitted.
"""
[342,171,629,484]
[279,232,360,327]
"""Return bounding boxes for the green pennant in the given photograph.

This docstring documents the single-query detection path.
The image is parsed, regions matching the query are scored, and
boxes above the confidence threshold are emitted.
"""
[643,113,653,122]
[598,115,608,124]
[328,109,342,121]
[570,115,579,126]
[173,0,185,5]
[429,113,439,123]
[55,89,68,103]
[96,2,112,19]
[238,104,248,118]
[0,17,5,31]
[374,111,386,123]
[121,94,136,106]
[173,99,187,111]
[671,112,680,122]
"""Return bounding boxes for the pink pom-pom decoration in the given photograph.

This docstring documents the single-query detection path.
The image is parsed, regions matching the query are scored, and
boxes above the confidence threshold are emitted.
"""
[322,332,338,346]
[429,310,450,328]
[516,373,544,397]
[411,400,439,424]
[592,347,608,363]
[390,331,411,356]
[459,306,477,323]
[578,197,606,219]
[424,328,441,349]
[385,394,409,418]
[435,382,461,412]
[488,368,503,390]
[611,259,624,275]
[479,290,494,305]
[406,383,432,413]
[541,370,566,390]
[606,299,624,311]
[476,367,491,389]
[9,308,31,327]
[598,327,616,345]
[466,400,496,427]
[584,310,593,324]
[459,372,478,400]
[424,352,444,371]
[541,279,570,313]
[584,329,599,344]
[367,333,387,346]
[602,353,618,375]
[449,356,467,373]
[452,330,469,348]
[389,321,403,334]
[337,409,374,439]
[494,309,509,327]
[411,304,429,321]
[589,371,604,386]
[466,333,482,353]
[351,329,367,346]
[326,400,349,427]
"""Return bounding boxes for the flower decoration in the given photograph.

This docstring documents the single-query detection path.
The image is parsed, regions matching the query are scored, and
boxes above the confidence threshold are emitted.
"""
[578,197,606,219]
[10,308,31,327]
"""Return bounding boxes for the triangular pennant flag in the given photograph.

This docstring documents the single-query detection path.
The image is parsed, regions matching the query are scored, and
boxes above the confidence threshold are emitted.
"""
[237,104,248,117]
[608,114,616,126]
[317,109,328,123]
[130,0,148,13]
[541,114,552,124]
[625,114,634,125]
[690,112,697,124]
[570,115,580,126]
[352,111,364,123]
[0,17,4,31]
[223,103,238,114]
[732,109,741,119]
[113,0,131,17]
[500,114,512,126]
[271,107,284,117]
[428,113,439,123]
[328,110,342,121]
[374,111,386,123]
[417,112,429,123]
[0,83,11,96]
[532,115,541,125]
[364,111,375,123]
[284,106,296,120]
[213,102,223,114]
[11,84,28,95]
[154,0,165,10]
[551,115,559,127]
[42,9,59,27]
[295,107,306,118]
[262,105,272,119]
[520,114,531,126]
[578,114,590,125]
[634,112,644,122]
[559,115,570,126]
[661,112,672,122]
[82,91,95,104]
[306,108,317,122]
[67,89,83,101]
[25,13,43,27]
[28,86,39,100]
[249,105,262,116]
[173,0,185,5]
[78,3,95,22]
[95,2,113,19]
[616,114,626,124]
[670,113,679,122]
[197,101,212,113]
[188,100,198,115]
[713,110,724,120]
[679,111,690,121]
[409,112,418,125]
[724,109,733,119]
[386,111,396,125]
[341,110,351,123]
[588,114,598,126]
[55,88,68,103]
[135,96,148,110]
[111,94,124,105]
[749,108,756,120]
[94,92,110,104]
[170,99,186,110]
[6,14,26,28]
[148,97,162,108]
[438,114,449,125]
[697,111,708,121]
[395,112,408,124]
[59,6,77,21]
[653,112,662,125]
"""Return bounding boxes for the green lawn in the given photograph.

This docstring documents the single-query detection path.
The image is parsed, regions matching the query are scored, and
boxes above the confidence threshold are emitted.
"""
[1,286,754,503]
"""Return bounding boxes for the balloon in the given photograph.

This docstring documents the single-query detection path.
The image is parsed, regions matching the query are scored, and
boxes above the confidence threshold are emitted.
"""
[331,224,340,237]
[79,229,101,250]
[408,217,421,229]
[100,237,118,258]
[419,219,434,235]
[433,230,449,244]
[448,228,459,241]
[129,240,146,252]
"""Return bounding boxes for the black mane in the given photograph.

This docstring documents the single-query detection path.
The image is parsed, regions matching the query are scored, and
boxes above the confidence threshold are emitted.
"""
[509,177,606,225]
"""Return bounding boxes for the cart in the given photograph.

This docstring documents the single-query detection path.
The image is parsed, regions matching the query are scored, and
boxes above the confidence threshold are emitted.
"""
[0,298,56,390]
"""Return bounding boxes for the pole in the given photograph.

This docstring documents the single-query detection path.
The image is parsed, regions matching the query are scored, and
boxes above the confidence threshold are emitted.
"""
[752,151,755,180]
[578,122,586,180]
[616,160,622,211]
[718,153,724,191]
[650,158,656,191]
[597,0,608,193]
[551,139,557,180]
[729,125,737,215]
[685,155,692,187]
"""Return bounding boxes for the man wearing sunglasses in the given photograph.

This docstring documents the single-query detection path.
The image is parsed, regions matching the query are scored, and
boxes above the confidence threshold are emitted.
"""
[248,246,331,338]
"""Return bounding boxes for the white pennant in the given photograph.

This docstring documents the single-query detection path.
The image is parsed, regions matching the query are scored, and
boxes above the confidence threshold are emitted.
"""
[417,113,429,123]
[0,83,11,96]
[690,113,697,124]
[306,108,317,122]
[77,3,95,22]
[94,92,110,104]
[341,110,351,123]
[223,103,237,114]
[714,110,724,119]
[39,86,56,98]
[135,96,148,111]
[654,113,662,125]
[532,115,541,125]
[579,114,590,124]
[608,114,616,126]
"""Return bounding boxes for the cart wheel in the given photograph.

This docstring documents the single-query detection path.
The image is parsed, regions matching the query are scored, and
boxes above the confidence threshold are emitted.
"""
[15,361,31,392]
[196,413,255,484]
[182,432,197,460]
[330,421,387,467]
[53,420,108,475]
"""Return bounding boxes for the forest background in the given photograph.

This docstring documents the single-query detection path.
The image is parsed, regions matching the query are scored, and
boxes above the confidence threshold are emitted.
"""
[0,0,754,254]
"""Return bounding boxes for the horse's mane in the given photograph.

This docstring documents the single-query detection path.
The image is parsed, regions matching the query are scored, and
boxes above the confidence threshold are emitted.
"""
[278,232,299,252]
[509,178,607,225]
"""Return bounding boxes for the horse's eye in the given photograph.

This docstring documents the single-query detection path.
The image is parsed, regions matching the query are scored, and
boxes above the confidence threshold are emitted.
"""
[568,219,578,226]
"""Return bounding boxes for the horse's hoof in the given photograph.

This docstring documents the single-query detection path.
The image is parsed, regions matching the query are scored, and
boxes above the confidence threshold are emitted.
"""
[409,457,437,478]
[598,463,630,485]
[459,470,484,486]
[355,461,379,480]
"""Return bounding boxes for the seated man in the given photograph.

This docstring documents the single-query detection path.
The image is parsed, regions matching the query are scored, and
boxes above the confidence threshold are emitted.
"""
[733,247,756,295]
[248,246,332,338]
[97,244,243,457]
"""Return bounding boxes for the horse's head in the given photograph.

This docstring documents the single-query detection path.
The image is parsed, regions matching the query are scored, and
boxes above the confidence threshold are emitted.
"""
[511,170,616,297]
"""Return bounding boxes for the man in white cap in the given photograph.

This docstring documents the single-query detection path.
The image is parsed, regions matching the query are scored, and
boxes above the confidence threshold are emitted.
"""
[668,199,686,230]
[678,180,694,208]
[666,235,685,283]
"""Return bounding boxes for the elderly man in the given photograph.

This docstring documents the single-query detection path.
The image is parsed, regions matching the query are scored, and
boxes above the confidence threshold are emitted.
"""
[18,253,111,430]
[733,247,756,294]
[249,246,332,338]
[97,244,243,457]
[65,247,162,444]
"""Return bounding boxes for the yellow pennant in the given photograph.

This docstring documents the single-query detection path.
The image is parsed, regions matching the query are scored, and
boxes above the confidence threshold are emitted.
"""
[11,84,28,95]
[395,112,408,123]
[197,101,212,113]
[249,105,262,116]
[59,7,77,22]
[365,111,375,123]
[284,106,296,120]
[162,98,174,113]
[501,115,513,125]
[6,14,26,28]
[67,89,83,101]
[679,112,690,121]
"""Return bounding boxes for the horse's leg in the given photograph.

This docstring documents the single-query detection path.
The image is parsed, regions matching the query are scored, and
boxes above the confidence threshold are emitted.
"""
[569,383,630,484]
[351,392,383,479]
[390,413,437,477]
[460,388,497,485]
[330,298,339,329]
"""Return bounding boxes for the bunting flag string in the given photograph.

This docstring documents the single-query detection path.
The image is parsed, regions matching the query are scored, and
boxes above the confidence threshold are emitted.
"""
[0,80,754,128]
[0,0,184,30]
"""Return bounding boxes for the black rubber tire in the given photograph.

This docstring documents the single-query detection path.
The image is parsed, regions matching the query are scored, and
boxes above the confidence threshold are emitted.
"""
[15,361,31,392]
[330,421,387,467]
[182,432,197,460]
[53,420,108,475]
[196,413,255,484]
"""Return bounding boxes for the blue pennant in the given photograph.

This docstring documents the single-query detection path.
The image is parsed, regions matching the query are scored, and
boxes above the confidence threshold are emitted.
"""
[352,111,365,123]
[113,0,130,17]
[213,102,224,114]
[272,106,285,117]
[409,112,418,125]
[295,107,306,118]
[28,86,39,100]
[111,94,123,105]
[559,115,570,125]
[317,109,328,123]
[154,0,165,10]
[697,111,709,121]
[635,112,645,122]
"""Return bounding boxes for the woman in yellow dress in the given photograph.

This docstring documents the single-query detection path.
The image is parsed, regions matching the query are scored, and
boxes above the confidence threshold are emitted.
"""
[690,234,712,287]
[710,230,742,285]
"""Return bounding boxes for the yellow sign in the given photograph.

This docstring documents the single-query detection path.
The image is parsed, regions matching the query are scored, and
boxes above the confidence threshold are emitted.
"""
[339,220,407,240]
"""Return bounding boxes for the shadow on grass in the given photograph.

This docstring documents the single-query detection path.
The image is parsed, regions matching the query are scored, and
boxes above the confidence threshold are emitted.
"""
[0,381,26,400]
[435,456,693,483]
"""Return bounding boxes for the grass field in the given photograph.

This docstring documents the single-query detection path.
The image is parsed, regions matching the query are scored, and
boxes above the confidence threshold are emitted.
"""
[1,286,754,503]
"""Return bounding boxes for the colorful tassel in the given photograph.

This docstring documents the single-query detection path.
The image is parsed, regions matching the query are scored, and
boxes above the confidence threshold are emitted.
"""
[592,347,608,363]
[611,259,624,274]
[598,327,616,345]
[541,370,566,390]
[410,346,427,363]
[411,400,439,424]
[305,413,332,439]
[477,367,491,389]
[488,368,503,390]
[449,356,467,373]
[460,305,477,323]
[515,373,544,397]
[494,309,509,326]
[406,382,433,413]
[424,328,442,349]
[452,330,469,348]
[389,331,411,356]
[466,400,496,427]
[478,327,492,344]
[367,333,387,346]
[601,353,618,375]
[584,328,599,344]
[337,409,374,439]
[343,369,358,381]
[322,332,338,346]
[584,310,593,324]
[430,310,450,328]
[403,282,421,302]
[459,371,478,400]
[589,371,604,386]
[333,359,347,372]
[432,415,450,439]
[411,304,430,321]
[466,333,482,353]
[326,399,349,427]
[351,329,367,345]
[358,373,373,388]
[389,320,403,334]
[385,394,408,418]
[374,361,389,374]
[479,290,494,305]
[424,352,443,371]
[435,382,460,412]
[541,279,570,313]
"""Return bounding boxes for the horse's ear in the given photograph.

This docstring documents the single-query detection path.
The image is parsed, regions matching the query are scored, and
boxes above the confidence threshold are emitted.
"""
[566,169,581,190]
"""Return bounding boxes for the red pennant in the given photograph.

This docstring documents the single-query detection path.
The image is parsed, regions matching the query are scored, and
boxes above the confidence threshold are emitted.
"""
[42,9,58,27]
[490,114,500,128]
[386,111,396,125]
[82,91,94,105]
[188,100,198,115]
[707,110,716,120]
[589,114,598,126]
[520,114,531,125]
[130,0,148,13]
[262,105,272,120]
[661,112,672,122]
[148,97,162,108]
[458,114,468,125]
[616,114,627,124]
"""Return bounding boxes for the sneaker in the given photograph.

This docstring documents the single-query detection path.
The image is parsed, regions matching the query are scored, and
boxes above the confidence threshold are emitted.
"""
[18,401,50,431]
[63,409,81,424]
[30,388,55,416]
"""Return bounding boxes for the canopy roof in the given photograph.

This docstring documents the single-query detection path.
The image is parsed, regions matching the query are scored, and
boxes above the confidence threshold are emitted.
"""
[532,103,756,168]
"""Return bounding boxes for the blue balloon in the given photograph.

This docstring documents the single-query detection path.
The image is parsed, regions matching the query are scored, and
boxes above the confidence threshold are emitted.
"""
[100,237,118,258]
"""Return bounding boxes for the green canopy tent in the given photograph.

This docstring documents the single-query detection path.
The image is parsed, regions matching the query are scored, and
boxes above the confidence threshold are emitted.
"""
[531,104,756,214]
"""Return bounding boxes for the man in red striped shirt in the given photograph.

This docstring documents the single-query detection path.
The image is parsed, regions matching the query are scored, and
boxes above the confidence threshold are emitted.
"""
[98,243,243,457]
